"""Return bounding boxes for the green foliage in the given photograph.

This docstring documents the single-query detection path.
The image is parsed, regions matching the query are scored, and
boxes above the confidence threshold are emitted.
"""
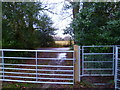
[2,2,56,49]
[65,2,120,45]
[4,51,31,64]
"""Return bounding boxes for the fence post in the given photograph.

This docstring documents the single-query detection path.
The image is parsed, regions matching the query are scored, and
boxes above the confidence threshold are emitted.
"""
[74,45,80,83]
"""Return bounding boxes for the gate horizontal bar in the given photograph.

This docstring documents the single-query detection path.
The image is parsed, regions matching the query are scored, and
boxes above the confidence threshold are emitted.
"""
[4,63,36,66]
[0,71,73,76]
[2,63,73,68]
[84,61,113,63]
[84,68,112,70]
[117,79,120,81]
[83,53,113,55]
[0,49,74,52]
[33,65,73,68]
[82,45,115,47]
[0,57,35,59]
[0,79,73,84]
[1,67,73,72]
[0,57,74,60]
[37,73,73,76]
[94,83,108,85]
[81,74,113,76]
[0,75,73,80]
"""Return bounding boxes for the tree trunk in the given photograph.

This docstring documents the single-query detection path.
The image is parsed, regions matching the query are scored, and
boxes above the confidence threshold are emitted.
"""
[71,2,80,18]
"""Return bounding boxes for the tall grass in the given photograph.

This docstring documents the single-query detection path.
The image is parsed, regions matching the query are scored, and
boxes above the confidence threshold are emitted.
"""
[55,41,74,47]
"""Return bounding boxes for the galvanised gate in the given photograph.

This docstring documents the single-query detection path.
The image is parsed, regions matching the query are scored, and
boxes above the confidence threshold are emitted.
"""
[0,45,120,89]
[0,49,75,84]
[81,45,115,77]
[115,46,120,89]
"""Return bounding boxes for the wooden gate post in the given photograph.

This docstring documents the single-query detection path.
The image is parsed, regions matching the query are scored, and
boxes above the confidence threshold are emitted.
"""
[74,45,80,83]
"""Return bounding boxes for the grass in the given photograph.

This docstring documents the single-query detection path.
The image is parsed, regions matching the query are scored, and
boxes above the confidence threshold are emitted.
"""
[72,80,96,88]
[2,80,96,89]
[55,41,74,47]
[2,79,114,89]
[2,82,43,89]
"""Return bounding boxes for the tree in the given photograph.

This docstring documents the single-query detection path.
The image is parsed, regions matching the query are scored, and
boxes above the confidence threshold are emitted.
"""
[2,2,56,49]
[64,0,80,18]
[0,1,2,48]
[64,2,120,45]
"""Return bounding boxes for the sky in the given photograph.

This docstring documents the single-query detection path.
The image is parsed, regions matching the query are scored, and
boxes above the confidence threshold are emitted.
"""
[1,0,72,38]
[40,0,119,38]
[41,0,72,38]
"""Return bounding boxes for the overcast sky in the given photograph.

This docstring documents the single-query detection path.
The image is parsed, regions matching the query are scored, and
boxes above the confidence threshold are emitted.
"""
[41,0,72,38]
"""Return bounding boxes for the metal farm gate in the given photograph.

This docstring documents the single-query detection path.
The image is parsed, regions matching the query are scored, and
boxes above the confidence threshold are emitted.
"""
[1,45,120,88]
[0,49,75,84]
[115,46,120,89]
[79,45,120,88]
[81,46,115,77]
[77,45,117,87]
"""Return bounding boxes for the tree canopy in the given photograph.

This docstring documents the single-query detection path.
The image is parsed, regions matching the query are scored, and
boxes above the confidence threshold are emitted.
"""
[2,2,56,49]
[64,2,120,45]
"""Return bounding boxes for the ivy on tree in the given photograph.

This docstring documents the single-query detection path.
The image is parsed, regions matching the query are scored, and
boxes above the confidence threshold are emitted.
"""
[2,2,56,49]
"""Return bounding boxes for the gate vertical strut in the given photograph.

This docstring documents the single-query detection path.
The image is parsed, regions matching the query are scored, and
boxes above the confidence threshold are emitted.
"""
[2,50,4,80]
[36,51,38,81]
[115,46,119,89]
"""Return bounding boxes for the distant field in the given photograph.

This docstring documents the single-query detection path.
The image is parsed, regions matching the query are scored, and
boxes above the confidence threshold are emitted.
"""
[55,41,74,46]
